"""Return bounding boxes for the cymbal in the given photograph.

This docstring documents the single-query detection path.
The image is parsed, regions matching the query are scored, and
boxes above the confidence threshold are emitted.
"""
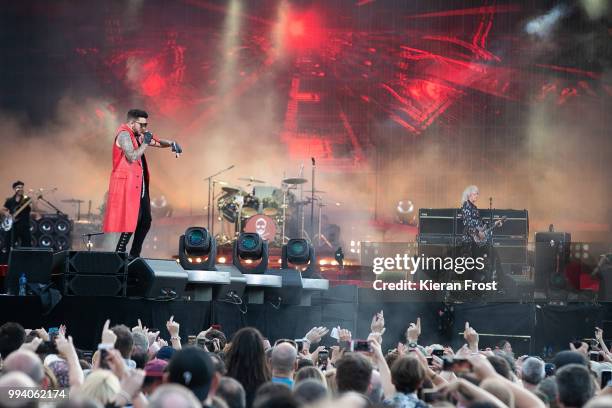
[238,177,266,184]
[282,177,308,185]
[305,190,326,194]
[62,199,85,204]
[221,185,242,195]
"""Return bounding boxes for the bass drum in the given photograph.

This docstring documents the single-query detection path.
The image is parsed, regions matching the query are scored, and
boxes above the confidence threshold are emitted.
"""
[243,214,277,242]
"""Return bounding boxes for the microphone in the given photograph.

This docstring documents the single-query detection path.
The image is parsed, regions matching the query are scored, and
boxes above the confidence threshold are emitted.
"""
[311,157,315,165]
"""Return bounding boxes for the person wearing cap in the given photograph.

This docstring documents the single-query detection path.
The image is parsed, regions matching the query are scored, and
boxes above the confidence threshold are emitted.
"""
[2,181,32,248]
[143,358,168,395]
[166,346,219,406]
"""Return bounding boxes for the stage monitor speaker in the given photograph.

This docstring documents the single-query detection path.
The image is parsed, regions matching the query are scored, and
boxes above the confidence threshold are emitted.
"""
[6,248,61,295]
[535,232,571,294]
[67,251,127,275]
[64,274,126,297]
[64,251,127,297]
[127,258,187,300]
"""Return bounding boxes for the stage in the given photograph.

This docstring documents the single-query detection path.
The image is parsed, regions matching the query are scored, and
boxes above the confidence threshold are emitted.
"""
[2,285,611,357]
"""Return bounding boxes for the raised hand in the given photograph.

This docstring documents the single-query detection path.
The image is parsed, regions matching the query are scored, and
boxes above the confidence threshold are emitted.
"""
[35,328,50,342]
[101,319,117,346]
[143,131,154,145]
[371,310,385,335]
[56,334,78,360]
[305,326,329,344]
[406,317,421,343]
[464,322,479,351]
[171,141,182,154]
[20,336,43,352]
[336,326,352,343]
[166,315,180,338]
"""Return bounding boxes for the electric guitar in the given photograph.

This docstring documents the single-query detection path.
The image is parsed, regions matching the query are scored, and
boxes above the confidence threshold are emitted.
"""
[1,196,32,231]
[472,216,507,244]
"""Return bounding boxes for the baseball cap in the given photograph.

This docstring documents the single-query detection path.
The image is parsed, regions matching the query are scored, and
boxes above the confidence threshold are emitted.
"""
[167,346,215,401]
[145,358,168,378]
[156,345,176,361]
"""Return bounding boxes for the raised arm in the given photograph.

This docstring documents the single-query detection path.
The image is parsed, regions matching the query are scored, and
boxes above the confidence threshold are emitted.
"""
[117,131,147,163]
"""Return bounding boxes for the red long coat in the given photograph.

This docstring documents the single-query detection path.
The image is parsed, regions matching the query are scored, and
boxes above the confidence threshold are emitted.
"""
[102,124,148,233]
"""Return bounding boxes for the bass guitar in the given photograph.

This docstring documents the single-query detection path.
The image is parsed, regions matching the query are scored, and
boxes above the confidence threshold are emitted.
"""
[1,196,32,231]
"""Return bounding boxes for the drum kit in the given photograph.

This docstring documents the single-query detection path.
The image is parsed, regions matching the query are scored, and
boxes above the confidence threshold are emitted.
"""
[213,175,321,245]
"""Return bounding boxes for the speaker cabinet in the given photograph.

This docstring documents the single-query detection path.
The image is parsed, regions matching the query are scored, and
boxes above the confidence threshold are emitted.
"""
[127,258,187,299]
[535,232,571,295]
[7,248,65,295]
[64,251,128,297]
[64,274,126,297]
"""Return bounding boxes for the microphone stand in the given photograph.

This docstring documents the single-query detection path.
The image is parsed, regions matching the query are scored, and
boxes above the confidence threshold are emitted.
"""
[204,165,235,231]
[83,232,104,251]
[37,193,67,216]
[310,157,315,243]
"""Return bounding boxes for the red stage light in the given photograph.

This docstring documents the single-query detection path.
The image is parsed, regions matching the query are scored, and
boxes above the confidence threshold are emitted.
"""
[289,20,304,37]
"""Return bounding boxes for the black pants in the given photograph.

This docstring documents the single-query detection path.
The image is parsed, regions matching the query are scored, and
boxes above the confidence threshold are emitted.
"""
[10,221,31,248]
[116,191,151,257]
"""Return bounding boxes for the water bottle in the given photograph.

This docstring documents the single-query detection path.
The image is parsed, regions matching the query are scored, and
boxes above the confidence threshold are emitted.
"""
[18,273,27,296]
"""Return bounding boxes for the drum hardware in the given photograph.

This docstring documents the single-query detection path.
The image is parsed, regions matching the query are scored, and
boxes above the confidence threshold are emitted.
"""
[238,177,266,184]
[282,177,308,185]
[62,198,85,221]
[204,164,235,237]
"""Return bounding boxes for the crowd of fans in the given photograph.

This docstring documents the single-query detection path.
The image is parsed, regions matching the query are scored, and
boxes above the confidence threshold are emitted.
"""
[0,311,611,408]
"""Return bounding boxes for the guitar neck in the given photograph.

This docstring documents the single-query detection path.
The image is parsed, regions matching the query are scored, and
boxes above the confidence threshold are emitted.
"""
[12,197,31,218]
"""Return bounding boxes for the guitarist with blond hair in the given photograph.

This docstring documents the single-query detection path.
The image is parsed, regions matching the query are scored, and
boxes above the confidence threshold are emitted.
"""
[2,181,32,248]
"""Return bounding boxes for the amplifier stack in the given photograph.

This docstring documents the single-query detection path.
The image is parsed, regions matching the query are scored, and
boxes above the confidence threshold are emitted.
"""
[418,208,529,276]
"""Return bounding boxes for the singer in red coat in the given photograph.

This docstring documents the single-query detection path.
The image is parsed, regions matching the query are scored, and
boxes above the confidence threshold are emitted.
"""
[103,109,182,257]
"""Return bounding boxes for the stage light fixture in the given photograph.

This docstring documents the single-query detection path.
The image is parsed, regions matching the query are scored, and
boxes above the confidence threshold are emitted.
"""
[396,199,416,225]
[178,227,217,270]
[233,232,268,274]
[281,238,316,277]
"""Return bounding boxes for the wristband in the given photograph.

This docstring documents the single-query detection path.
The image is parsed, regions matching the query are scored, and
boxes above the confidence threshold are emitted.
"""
[170,336,181,341]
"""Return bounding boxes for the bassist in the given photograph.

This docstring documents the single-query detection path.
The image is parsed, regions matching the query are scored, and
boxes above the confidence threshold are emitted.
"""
[2,181,32,248]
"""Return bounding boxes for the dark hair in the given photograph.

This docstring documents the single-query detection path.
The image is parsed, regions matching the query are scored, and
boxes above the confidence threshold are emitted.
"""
[496,339,511,349]
[224,327,270,406]
[132,350,148,369]
[556,364,594,408]
[487,355,512,380]
[297,358,314,370]
[127,109,148,121]
[217,376,246,408]
[335,352,373,394]
[390,356,426,394]
[206,329,228,350]
[12,181,24,189]
[295,366,325,385]
[0,322,26,358]
[111,325,134,359]
[252,382,296,408]
[293,379,328,404]
[210,353,227,375]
